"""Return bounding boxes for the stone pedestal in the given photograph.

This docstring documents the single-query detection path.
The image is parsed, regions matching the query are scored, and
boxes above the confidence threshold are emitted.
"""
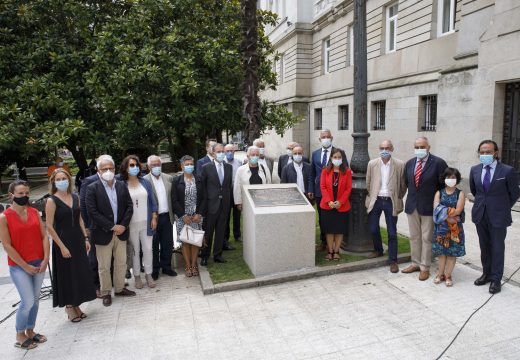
[242,184,315,276]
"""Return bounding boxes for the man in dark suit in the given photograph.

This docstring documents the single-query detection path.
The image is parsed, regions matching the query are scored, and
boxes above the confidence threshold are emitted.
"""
[85,156,135,306]
[199,143,233,265]
[277,142,309,179]
[196,138,217,175]
[281,145,314,202]
[402,137,447,281]
[311,129,348,249]
[470,140,519,294]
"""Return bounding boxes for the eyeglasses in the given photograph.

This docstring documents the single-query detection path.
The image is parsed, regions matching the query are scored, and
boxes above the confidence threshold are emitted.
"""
[129,164,139,168]
[99,167,115,172]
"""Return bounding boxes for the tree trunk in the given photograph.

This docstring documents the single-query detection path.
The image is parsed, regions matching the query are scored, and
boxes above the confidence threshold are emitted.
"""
[241,0,262,145]
[67,140,89,173]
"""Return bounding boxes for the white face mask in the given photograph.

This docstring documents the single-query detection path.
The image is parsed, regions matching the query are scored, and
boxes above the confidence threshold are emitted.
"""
[445,179,457,187]
[101,170,115,182]
[259,148,265,156]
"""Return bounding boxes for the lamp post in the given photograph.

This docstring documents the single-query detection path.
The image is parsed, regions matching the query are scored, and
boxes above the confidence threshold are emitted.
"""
[342,0,373,252]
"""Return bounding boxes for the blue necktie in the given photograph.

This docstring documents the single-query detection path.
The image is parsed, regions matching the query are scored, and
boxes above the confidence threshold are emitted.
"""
[483,165,491,192]
[321,149,328,167]
[217,163,224,185]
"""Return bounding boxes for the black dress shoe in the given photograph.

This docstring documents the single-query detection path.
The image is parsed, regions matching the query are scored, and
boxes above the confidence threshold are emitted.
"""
[162,268,178,277]
[474,274,491,286]
[214,256,227,263]
[102,295,112,306]
[125,270,131,279]
[200,257,208,266]
[489,281,501,294]
[115,288,136,297]
[151,271,159,281]
[234,237,242,242]
[223,245,235,251]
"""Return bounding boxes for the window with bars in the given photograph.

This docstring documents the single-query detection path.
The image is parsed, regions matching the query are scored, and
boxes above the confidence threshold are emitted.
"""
[315,108,323,130]
[338,105,349,130]
[372,101,386,130]
[420,95,437,131]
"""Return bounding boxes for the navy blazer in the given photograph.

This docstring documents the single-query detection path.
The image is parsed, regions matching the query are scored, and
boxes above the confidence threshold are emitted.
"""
[280,162,314,194]
[277,154,309,179]
[404,154,448,216]
[85,180,134,245]
[470,162,520,228]
[196,155,212,175]
[311,147,348,198]
[80,174,100,228]
[171,175,203,218]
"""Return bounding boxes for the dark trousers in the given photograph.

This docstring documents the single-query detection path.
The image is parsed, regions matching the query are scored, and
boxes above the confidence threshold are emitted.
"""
[203,203,229,259]
[315,197,326,244]
[476,210,507,282]
[225,203,241,242]
[369,197,398,263]
[153,213,174,272]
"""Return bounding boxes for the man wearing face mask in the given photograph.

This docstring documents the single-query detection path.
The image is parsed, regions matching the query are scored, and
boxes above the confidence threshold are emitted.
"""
[281,145,314,203]
[196,139,217,175]
[277,142,309,179]
[403,137,447,281]
[224,144,242,246]
[144,155,177,280]
[85,156,135,306]
[311,129,348,250]
[365,140,407,273]
[252,138,274,176]
[470,140,519,294]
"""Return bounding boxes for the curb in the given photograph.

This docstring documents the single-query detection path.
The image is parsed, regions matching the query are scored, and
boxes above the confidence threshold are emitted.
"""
[199,253,411,295]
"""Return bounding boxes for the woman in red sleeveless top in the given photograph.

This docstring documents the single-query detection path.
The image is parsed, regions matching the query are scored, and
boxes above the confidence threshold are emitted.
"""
[0,180,50,350]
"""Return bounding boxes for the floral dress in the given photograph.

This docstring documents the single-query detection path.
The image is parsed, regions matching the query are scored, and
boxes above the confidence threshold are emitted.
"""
[176,177,203,240]
[432,188,466,257]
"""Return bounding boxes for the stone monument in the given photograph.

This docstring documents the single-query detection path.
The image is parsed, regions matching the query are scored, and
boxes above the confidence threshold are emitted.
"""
[241,183,315,276]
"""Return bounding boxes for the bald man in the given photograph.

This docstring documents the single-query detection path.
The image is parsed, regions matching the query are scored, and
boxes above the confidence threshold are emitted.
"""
[278,142,309,179]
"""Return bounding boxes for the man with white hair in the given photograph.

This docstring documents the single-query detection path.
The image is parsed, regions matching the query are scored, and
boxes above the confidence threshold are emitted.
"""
[144,155,177,279]
[252,138,274,175]
[224,144,242,246]
[234,146,272,210]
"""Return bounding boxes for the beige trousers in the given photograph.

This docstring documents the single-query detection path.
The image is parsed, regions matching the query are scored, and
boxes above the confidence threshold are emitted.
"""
[407,210,434,271]
[96,234,127,296]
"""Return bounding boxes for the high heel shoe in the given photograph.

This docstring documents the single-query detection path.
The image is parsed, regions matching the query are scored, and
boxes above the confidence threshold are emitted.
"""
[65,306,82,323]
[192,266,199,277]
[333,252,340,261]
[185,266,193,277]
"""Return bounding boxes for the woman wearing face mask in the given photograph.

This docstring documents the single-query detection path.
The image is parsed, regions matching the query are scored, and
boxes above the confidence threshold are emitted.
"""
[432,167,466,287]
[320,148,352,261]
[120,155,158,289]
[172,155,203,277]
[234,146,272,211]
[0,180,50,350]
[46,169,97,322]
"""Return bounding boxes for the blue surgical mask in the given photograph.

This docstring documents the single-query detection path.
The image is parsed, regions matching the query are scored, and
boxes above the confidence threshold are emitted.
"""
[129,166,140,176]
[293,155,303,163]
[286,149,293,157]
[184,165,194,174]
[151,166,162,176]
[380,150,392,159]
[332,159,342,167]
[415,149,428,159]
[226,152,234,161]
[321,138,332,148]
[215,153,226,163]
[480,154,494,166]
[55,180,69,191]
[249,156,259,165]
[259,148,265,156]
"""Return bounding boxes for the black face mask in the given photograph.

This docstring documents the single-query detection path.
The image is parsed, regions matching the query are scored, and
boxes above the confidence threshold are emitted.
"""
[13,196,30,206]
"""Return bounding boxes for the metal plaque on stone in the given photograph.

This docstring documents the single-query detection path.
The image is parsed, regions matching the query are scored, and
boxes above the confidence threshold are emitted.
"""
[248,187,308,207]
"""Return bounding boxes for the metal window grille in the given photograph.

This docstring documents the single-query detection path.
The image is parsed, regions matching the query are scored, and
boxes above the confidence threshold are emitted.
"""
[315,108,323,130]
[373,101,386,130]
[421,95,437,131]
[339,105,349,130]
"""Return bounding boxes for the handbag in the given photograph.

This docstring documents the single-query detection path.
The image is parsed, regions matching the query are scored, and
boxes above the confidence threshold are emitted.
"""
[179,224,204,247]
[172,221,182,251]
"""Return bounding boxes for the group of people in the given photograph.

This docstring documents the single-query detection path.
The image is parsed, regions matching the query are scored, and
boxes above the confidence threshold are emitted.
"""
[0,132,518,351]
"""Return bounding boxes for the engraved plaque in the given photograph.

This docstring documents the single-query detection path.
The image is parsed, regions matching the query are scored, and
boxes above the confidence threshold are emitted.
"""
[248,187,309,207]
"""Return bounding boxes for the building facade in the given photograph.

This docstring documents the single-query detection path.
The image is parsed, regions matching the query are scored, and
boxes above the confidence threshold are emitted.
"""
[259,0,520,184]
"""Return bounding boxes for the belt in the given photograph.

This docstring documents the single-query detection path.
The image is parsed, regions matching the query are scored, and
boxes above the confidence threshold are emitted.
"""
[377,196,391,201]
[158,212,169,216]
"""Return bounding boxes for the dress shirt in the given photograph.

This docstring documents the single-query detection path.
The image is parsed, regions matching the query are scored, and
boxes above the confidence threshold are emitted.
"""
[378,159,391,197]
[287,157,293,165]
[293,162,305,192]
[480,160,497,184]
[151,175,169,214]
[101,178,118,223]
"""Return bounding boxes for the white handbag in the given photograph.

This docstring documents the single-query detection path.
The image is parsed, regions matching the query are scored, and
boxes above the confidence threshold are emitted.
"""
[172,221,182,250]
[179,224,204,247]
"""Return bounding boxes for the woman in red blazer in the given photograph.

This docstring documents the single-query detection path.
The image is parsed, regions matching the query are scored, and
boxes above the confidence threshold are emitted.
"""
[320,148,352,261]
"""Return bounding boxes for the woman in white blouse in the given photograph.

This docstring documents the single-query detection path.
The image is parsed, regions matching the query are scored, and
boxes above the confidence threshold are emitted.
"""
[234,146,271,210]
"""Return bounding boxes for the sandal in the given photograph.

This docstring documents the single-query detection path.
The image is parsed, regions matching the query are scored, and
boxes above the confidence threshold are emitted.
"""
[445,276,453,287]
[66,306,82,323]
[31,334,47,343]
[192,266,199,277]
[325,252,333,261]
[333,252,340,261]
[433,274,446,284]
[14,338,37,350]
[75,307,87,319]
[185,266,193,277]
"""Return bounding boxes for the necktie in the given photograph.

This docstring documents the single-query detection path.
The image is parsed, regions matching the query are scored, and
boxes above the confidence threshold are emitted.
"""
[217,163,224,185]
[321,149,328,167]
[414,159,423,188]
[483,165,491,192]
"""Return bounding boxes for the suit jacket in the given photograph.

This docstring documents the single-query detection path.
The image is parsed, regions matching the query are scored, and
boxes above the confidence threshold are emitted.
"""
[80,174,100,228]
[199,161,233,216]
[171,175,203,218]
[85,180,134,245]
[196,155,212,175]
[470,162,520,228]
[366,157,407,216]
[277,154,309,179]
[320,168,352,212]
[404,154,448,216]
[280,161,314,194]
[144,172,174,224]
[311,147,348,198]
